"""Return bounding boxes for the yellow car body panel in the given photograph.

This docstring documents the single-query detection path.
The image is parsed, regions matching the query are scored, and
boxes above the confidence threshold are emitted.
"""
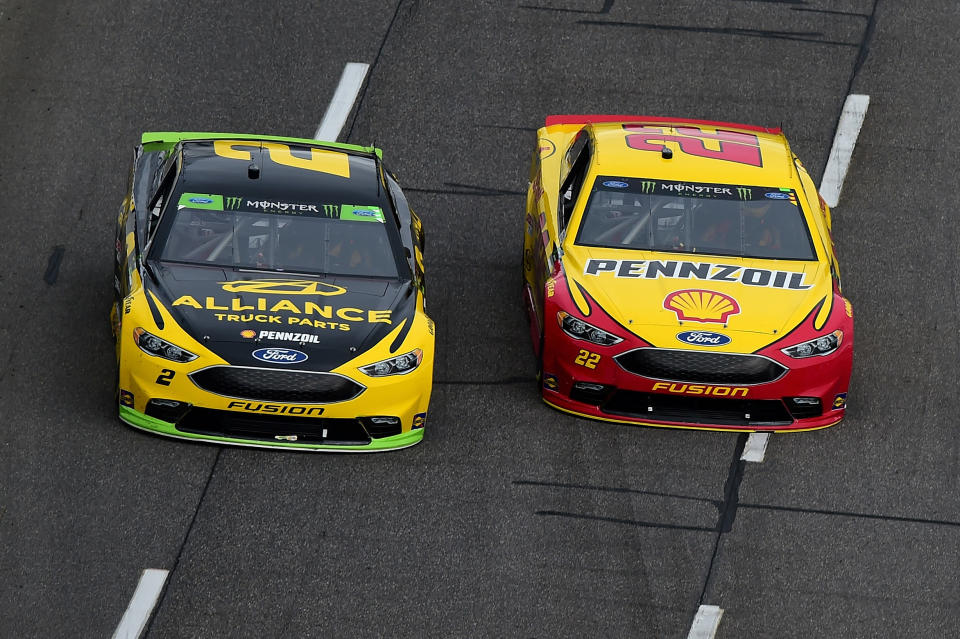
[523,115,852,432]
[114,133,433,451]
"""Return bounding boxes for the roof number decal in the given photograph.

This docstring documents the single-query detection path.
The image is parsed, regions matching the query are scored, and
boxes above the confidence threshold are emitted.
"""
[623,125,763,167]
[213,140,351,178]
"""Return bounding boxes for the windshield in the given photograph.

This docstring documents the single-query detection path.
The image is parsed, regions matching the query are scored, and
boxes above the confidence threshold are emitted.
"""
[157,194,400,278]
[575,177,816,260]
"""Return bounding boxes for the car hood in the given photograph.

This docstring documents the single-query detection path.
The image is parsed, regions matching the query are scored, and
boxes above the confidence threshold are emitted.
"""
[562,249,832,352]
[147,264,416,371]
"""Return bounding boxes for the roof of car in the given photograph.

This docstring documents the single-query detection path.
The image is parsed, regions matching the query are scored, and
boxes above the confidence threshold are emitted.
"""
[584,120,798,185]
[177,139,387,207]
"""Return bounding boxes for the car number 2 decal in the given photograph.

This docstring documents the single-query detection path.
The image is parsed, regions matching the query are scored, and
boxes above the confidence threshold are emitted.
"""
[156,369,175,386]
[213,140,351,177]
[574,349,600,369]
[623,125,762,167]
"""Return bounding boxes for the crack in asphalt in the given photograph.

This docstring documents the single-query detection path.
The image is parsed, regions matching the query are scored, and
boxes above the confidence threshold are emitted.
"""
[343,0,407,142]
[848,0,880,94]
[818,0,879,181]
[515,478,960,528]
[143,447,223,638]
[699,432,748,605]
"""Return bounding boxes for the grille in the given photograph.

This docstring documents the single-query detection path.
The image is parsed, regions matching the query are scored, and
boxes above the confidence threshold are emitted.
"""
[176,408,371,445]
[190,366,364,403]
[602,391,793,426]
[615,348,787,385]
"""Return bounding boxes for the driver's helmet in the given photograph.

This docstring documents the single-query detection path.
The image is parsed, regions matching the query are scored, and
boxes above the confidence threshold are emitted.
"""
[278,221,321,270]
[742,200,778,248]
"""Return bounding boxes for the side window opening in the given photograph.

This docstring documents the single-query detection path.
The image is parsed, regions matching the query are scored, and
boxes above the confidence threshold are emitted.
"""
[559,137,591,234]
[147,159,178,240]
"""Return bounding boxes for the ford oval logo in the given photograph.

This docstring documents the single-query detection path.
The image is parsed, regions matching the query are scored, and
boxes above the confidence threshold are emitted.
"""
[602,180,629,188]
[189,196,214,204]
[676,331,731,347]
[252,348,308,364]
[764,192,791,200]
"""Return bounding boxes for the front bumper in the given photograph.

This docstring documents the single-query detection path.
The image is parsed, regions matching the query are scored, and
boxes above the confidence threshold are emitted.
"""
[118,349,432,451]
[540,338,851,433]
[119,405,424,451]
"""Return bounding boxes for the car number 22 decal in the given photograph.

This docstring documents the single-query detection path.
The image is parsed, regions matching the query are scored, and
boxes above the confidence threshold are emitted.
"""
[574,349,600,369]
[623,125,762,167]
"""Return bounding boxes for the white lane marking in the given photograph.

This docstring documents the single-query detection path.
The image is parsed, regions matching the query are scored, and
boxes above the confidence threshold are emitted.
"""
[741,432,770,463]
[112,569,169,639]
[819,93,870,208]
[687,604,724,639]
[314,62,370,142]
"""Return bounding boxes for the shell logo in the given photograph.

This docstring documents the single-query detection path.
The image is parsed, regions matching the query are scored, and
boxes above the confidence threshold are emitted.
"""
[664,289,740,324]
[240,330,256,339]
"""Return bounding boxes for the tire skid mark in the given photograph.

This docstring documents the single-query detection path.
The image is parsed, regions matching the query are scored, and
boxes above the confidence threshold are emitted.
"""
[577,20,858,47]
[738,502,960,529]
[0,328,11,383]
[792,7,871,18]
[514,478,717,506]
[536,509,716,533]
[405,182,525,197]
[518,0,615,15]
[43,245,65,285]
[436,377,532,385]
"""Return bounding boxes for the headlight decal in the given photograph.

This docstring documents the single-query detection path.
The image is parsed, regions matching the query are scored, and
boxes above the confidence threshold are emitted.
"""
[359,348,423,376]
[133,327,198,362]
[557,311,623,346]
[781,330,843,358]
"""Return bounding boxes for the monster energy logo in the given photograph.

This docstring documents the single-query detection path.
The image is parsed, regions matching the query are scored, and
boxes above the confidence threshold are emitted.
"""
[320,204,340,218]
[640,181,656,194]
[736,187,752,201]
[225,196,243,210]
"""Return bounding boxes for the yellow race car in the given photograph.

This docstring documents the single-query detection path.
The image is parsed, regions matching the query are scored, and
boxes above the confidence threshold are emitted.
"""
[523,115,853,432]
[112,132,433,451]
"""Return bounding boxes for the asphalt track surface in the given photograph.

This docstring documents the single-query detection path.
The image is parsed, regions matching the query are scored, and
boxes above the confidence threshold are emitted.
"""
[1,1,958,637]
